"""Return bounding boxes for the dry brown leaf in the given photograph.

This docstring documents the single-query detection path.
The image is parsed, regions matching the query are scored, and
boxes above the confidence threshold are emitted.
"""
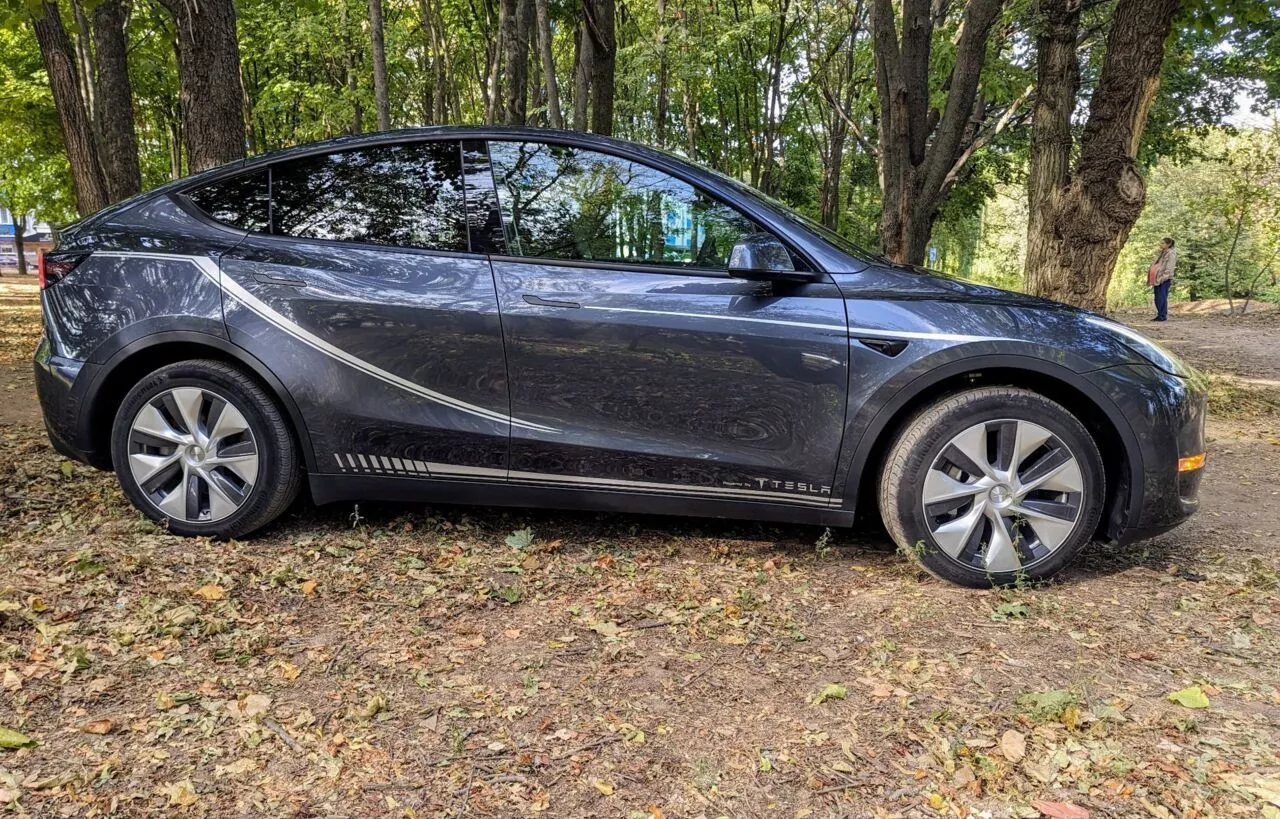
[1032,800,1090,819]
[192,584,226,601]
[1000,729,1026,762]
[158,779,199,807]
[229,693,272,719]
[215,758,259,778]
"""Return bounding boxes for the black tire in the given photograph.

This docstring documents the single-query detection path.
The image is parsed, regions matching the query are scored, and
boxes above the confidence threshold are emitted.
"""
[878,387,1104,587]
[110,359,301,538]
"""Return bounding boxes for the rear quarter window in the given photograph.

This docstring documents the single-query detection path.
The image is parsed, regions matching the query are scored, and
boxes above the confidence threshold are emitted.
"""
[186,170,271,233]
[269,141,469,252]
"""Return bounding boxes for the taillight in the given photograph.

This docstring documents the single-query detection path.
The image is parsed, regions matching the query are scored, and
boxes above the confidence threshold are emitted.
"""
[38,251,87,289]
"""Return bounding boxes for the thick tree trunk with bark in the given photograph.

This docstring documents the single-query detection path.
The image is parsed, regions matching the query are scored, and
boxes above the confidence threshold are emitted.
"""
[91,0,141,202]
[160,0,246,172]
[587,0,615,135]
[500,0,532,124]
[369,0,391,130]
[871,0,1003,265]
[32,2,109,215]
[1023,0,1180,310]
[70,0,96,121]
[572,11,593,130]
[534,0,561,127]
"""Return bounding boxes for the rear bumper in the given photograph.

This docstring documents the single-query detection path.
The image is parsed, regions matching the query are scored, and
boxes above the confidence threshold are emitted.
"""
[1087,364,1206,544]
[34,334,106,467]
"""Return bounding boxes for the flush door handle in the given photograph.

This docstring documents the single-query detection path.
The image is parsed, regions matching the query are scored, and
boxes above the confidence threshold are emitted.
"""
[522,294,581,309]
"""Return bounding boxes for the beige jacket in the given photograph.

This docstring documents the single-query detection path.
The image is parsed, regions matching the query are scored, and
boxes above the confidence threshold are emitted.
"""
[1153,248,1177,285]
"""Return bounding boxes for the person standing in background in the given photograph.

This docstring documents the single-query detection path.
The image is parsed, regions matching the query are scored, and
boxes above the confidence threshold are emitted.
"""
[1148,237,1177,322]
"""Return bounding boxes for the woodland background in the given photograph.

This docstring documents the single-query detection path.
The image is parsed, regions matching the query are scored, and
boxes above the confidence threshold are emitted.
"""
[1,0,1278,309]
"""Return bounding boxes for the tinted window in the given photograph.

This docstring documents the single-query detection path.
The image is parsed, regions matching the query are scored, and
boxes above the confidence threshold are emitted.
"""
[270,141,468,251]
[187,170,270,233]
[488,141,759,269]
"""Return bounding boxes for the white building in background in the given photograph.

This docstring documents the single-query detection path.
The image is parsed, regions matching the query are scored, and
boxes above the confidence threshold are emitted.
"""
[0,208,52,273]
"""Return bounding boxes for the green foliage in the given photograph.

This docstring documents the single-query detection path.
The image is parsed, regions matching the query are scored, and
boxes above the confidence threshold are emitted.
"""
[1112,127,1280,309]
[0,24,73,225]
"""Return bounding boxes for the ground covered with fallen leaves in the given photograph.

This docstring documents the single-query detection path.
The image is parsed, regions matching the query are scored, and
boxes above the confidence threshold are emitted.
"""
[2,278,1280,817]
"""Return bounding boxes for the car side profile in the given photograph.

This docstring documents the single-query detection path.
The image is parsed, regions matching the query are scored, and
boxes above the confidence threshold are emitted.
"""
[34,127,1206,586]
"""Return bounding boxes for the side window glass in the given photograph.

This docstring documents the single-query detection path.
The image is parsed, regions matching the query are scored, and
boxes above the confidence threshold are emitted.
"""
[270,141,468,252]
[187,170,270,233]
[488,141,759,269]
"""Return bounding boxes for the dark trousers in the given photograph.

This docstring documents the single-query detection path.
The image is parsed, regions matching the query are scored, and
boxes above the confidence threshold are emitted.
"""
[1154,279,1171,320]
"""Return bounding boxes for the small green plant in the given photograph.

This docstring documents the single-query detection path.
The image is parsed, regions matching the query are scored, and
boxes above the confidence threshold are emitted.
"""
[815,527,834,558]
[897,538,926,560]
[1017,687,1080,722]
[991,600,1030,621]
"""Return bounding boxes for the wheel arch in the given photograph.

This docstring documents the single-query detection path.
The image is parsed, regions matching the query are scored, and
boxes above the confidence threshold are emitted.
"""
[80,331,315,473]
[841,354,1143,542]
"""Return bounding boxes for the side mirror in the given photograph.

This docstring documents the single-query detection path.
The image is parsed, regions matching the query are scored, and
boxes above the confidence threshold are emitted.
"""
[727,233,811,282]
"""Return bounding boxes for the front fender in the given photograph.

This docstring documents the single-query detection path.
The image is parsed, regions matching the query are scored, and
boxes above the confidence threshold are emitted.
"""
[832,345,1145,536]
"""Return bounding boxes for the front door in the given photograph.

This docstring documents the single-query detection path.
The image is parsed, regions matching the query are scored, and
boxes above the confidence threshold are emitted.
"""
[199,139,516,480]
[482,140,849,509]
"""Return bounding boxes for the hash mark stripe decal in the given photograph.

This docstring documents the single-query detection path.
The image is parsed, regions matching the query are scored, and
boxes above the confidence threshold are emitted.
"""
[92,252,556,433]
[335,455,837,507]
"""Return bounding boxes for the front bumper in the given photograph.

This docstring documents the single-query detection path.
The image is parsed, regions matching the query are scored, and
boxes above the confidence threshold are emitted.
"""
[1087,364,1207,544]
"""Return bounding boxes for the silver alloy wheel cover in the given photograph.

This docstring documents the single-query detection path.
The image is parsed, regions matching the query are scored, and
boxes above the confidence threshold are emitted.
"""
[921,419,1085,574]
[127,386,260,524]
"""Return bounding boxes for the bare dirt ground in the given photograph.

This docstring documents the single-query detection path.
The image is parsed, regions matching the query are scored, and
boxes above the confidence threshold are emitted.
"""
[2,280,1279,818]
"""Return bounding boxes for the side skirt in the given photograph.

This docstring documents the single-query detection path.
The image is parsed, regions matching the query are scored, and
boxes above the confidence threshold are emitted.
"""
[308,473,857,527]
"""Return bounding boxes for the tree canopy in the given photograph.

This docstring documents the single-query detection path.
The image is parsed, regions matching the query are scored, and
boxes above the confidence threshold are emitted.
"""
[0,0,1276,306]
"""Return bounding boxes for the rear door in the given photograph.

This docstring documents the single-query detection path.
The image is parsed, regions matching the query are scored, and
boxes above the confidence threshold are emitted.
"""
[193,139,517,481]
[481,140,850,509]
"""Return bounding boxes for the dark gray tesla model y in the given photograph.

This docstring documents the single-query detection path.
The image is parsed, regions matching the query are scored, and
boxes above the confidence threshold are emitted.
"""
[34,127,1206,586]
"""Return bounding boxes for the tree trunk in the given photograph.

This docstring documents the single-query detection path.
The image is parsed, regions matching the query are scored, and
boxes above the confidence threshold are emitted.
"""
[70,0,97,122]
[534,0,562,128]
[500,0,532,124]
[572,12,593,130]
[871,0,1003,264]
[1223,208,1244,312]
[1023,0,1180,310]
[654,0,668,147]
[588,0,615,135]
[1023,0,1080,295]
[369,0,391,130]
[91,0,141,202]
[159,0,246,172]
[13,216,28,277]
[32,2,109,215]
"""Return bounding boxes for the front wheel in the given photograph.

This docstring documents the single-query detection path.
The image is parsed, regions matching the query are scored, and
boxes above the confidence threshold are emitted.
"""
[879,387,1105,587]
[110,359,301,538]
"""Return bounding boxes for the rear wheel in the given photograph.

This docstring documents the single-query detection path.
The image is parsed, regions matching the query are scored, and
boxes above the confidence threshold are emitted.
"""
[878,387,1104,587]
[110,360,301,538]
